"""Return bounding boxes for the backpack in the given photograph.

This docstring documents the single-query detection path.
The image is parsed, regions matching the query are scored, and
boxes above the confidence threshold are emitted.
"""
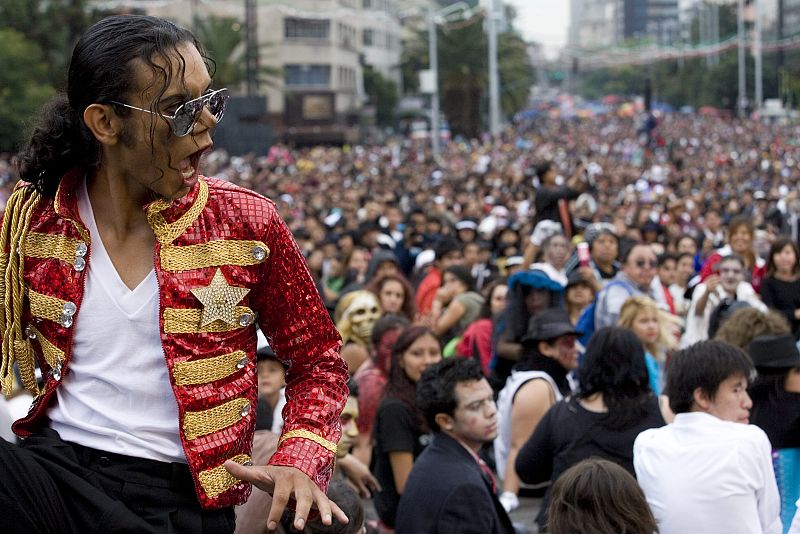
[575,279,636,347]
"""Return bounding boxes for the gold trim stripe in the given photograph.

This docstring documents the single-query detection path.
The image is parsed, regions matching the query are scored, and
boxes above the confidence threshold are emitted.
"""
[24,233,83,264]
[183,397,250,441]
[28,290,68,324]
[279,429,338,454]
[27,325,64,370]
[163,306,254,334]
[147,180,209,244]
[160,240,269,272]
[173,351,247,386]
[199,454,251,499]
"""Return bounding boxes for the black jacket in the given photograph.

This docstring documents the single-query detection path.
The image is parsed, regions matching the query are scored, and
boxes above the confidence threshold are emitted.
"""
[395,433,515,534]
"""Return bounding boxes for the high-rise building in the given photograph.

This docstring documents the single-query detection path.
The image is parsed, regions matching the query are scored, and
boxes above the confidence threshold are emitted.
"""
[570,0,680,49]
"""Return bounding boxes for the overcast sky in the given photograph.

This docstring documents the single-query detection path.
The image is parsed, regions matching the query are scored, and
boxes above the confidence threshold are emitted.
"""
[506,0,570,53]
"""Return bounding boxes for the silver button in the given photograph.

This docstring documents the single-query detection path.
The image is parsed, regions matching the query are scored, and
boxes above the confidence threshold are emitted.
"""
[251,246,267,261]
[240,403,251,417]
[59,314,73,328]
[63,302,77,316]
[51,363,62,381]
[243,460,254,467]
[236,356,247,369]
[25,325,36,340]
[238,312,254,327]
[74,257,86,272]
[75,242,88,257]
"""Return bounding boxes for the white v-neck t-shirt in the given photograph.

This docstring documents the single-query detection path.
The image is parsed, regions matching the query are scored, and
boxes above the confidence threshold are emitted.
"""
[48,180,185,463]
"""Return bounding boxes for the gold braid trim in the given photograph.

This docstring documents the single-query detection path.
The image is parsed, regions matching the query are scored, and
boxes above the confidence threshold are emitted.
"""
[160,240,269,272]
[173,351,247,386]
[26,325,64,370]
[183,397,251,441]
[24,232,83,264]
[198,454,251,499]
[28,290,69,324]
[279,429,338,454]
[163,306,253,334]
[146,180,209,244]
[0,187,42,396]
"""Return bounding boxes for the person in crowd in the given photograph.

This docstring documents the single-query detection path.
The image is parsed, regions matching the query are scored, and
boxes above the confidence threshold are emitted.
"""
[760,237,800,340]
[748,334,800,529]
[656,253,677,314]
[491,269,565,389]
[396,358,514,534]
[594,243,666,331]
[334,290,382,375]
[714,307,792,351]
[495,309,579,513]
[682,254,766,347]
[365,272,417,322]
[701,215,767,293]
[415,237,464,319]
[255,341,288,434]
[570,223,621,289]
[530,233,572,287]
[372,325,442,531]
[564,270,596,326]
[533,161,588,233]
[339,248,401,297]
[0,15,348,533]
[342,246,370,289]
[670,252,696,318]
[456,278,508,375]
[352,314,409,466]
[634,340,781,534]
[429,265,485,348]
[618,296,679,394]
[515,327,665,530]
[547,458,658,534]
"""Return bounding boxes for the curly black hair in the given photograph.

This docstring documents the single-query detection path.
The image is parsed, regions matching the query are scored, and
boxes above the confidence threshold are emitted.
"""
[416,357,485,432]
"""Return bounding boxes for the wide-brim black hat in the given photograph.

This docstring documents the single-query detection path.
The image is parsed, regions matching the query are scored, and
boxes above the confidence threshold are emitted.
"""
[748,334,800,369]
[522,308,582,345]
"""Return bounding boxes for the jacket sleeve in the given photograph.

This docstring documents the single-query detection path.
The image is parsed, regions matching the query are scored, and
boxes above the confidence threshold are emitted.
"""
[252,204,348,491]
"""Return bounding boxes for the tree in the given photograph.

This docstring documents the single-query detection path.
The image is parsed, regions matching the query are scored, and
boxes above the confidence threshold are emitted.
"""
[0,29,56,151]
[363,68,399,127]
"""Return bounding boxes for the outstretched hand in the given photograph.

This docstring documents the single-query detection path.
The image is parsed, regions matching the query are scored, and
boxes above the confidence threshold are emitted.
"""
[224,461,349,531]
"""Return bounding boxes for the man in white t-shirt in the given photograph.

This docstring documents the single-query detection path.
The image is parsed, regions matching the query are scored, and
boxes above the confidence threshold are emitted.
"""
[634,340,781,534]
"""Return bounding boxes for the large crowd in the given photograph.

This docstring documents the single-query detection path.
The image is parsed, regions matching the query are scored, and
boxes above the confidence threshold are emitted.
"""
[4,110,800,533]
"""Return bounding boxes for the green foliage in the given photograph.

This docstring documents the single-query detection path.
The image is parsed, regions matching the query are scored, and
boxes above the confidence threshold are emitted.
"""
[0,29,56,151]
[363,68,399,127]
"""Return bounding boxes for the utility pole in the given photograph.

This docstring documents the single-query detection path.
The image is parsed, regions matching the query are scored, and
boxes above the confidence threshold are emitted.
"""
[428,8,440,162]
[245,0,259,97]
[487,0,501,137]
[737,0,747,117]
[753,0,763,110]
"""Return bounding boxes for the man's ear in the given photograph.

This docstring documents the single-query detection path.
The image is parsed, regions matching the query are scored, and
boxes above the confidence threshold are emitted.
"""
[692,386,712,411]
[434,412,455,432]
[83,103,123,146]
[538,340,555,358]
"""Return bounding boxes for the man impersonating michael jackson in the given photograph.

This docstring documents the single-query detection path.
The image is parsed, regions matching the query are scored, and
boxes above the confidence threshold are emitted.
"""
[0,15,349,534]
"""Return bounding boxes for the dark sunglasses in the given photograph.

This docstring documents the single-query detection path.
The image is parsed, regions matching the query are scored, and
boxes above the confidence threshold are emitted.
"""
[111,88,229,137]
[634,259,658,268]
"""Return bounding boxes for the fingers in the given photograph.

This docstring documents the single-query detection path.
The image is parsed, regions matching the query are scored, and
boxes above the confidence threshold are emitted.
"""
[292,483,315,530]
[223,461,275,494]
[329,498,349,525]
[266,479,291,531]
[366,473,381,493]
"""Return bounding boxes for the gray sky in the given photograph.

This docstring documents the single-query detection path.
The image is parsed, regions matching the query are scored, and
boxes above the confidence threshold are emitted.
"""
[507,0,570,53]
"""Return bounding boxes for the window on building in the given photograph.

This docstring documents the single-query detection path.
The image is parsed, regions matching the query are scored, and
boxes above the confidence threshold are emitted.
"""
[363,28,373,46]
[284,64,331,87]
[284,18,330,40]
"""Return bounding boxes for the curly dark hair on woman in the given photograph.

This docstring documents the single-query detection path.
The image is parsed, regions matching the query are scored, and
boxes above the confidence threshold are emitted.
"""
[14,15,210,196]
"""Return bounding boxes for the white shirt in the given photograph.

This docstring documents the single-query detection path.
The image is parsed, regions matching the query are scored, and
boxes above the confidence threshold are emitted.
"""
[634,412,781,534]
[680,281,766,348]
[48,180,185,463]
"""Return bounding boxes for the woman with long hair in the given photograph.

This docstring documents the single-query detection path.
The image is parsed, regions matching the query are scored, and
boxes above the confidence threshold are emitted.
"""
[760,236,800,339]
[456,277,508,375]
[429,265,485,346]
[372,325,442,530]
[700,215,766,293]
[618,296,679,394]
[515,327,665,531]
[365,272,417,322]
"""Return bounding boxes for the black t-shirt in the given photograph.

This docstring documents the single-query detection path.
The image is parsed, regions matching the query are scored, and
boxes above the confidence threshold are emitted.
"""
[515,395,665,529]
[372,397,431,528]
[534,186,582,225]
[751,381,800,449]
[760,276,800,339]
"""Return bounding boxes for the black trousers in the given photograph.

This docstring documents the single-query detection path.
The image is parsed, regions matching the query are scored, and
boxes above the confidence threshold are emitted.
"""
[0,429,235,534]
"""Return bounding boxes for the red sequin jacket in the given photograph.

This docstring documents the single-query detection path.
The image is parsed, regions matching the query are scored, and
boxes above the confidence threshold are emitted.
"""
[8,170,347,509]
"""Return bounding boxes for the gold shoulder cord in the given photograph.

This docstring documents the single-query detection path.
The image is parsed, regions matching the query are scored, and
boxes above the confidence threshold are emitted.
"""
[0,186,42,397]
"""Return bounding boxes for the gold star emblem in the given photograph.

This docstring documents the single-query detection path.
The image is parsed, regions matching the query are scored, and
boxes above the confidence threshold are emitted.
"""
[190,268,250,327]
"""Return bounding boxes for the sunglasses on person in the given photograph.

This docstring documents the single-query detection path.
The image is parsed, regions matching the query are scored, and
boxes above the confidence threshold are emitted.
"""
[634,259,658,268]
[110,88,229,137]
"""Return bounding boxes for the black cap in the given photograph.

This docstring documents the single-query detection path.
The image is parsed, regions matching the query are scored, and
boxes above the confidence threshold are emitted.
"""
[748,334,800,369]
[566,270,592,289]
[522,308,581,345]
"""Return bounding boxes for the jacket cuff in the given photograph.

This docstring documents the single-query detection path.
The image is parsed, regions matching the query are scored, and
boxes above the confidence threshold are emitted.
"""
[268,431,337,492]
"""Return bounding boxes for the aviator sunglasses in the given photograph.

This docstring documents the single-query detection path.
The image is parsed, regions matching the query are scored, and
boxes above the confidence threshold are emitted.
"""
[110,88,229,137]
